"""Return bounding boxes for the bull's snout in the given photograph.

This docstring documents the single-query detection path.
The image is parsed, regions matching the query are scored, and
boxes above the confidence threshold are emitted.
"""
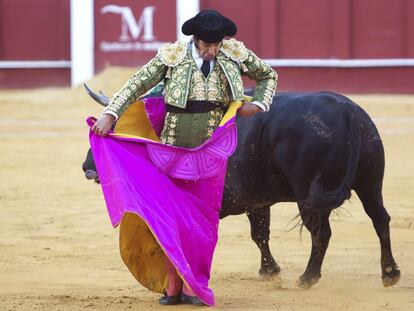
[82,149,100,183]
[84,169,98,180]
[83,169,100,184]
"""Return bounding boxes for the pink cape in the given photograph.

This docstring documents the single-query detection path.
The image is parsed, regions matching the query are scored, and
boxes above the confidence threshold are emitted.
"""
[88,98,238,305]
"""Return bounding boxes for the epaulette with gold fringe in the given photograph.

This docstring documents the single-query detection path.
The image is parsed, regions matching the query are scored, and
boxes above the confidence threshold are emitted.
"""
[158,41,188,67]
[220,39,249,63]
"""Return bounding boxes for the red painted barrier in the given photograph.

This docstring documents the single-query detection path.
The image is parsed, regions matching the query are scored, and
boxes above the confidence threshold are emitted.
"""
[0,0,70,88]
[202,0,414,93]
[94,0,176,72]
[0,0,413,92]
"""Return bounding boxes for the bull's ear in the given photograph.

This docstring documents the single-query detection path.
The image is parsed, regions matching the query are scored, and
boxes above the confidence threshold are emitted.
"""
[83,83,110,107]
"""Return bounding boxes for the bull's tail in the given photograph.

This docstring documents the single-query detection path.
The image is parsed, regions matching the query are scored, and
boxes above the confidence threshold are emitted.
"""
[303,107,361,211]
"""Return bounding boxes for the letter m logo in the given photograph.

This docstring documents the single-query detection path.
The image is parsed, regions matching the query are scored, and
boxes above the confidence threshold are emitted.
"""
[101,5,156,42]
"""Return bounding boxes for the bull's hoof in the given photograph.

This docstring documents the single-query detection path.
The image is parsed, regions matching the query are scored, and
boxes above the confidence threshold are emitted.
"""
[296,273,320,289]
[382,266,401,287]
[259,264,281,280]
[85,170,98,180]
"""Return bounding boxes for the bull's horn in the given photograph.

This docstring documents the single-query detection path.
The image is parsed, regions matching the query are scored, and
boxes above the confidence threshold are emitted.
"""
[83,83,110,107]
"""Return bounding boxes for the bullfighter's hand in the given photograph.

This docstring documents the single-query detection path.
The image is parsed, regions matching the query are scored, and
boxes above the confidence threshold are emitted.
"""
[238,101,263,117]
[91,113,116,136]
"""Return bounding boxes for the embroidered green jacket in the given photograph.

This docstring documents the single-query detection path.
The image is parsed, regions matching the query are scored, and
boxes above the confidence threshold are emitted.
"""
[104,39,278,118]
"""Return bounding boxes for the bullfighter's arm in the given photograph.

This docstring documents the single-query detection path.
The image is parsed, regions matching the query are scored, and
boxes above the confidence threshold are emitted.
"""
[242,49,278,111]
[104,54,167,119]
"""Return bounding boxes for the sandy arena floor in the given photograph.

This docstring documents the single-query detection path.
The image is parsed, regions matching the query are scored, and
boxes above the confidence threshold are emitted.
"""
[0,68,413,310]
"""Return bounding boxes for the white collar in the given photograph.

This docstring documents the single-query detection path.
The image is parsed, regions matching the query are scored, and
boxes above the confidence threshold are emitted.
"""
[190,41,214,70]
[191,41,204,61]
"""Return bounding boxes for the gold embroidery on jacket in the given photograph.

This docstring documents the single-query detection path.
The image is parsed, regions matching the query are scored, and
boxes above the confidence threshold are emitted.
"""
[160,112,179,145]
[104,56,167,116]
[187,62,230,103]
[104,39,277,119]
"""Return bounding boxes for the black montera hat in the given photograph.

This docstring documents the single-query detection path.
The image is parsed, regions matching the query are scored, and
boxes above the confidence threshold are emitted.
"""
[181,9,237,43]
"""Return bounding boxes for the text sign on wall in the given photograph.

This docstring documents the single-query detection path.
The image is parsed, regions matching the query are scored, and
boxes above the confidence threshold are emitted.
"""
[94,0,176,72]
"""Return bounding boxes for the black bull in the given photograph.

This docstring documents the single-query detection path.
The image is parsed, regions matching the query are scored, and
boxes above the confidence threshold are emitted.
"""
[82,87,400,289]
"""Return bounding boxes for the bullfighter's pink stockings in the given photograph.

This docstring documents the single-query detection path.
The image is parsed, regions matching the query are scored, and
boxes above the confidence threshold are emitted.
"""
[164,256,196,297]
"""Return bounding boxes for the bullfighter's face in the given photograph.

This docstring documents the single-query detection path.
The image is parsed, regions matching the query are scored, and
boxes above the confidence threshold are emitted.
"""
[194,37,222,61]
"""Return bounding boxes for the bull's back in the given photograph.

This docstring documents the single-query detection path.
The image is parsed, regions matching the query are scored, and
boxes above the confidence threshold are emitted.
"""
[222,92,380,215]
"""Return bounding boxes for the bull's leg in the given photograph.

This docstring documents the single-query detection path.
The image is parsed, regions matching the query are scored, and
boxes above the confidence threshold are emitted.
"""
[246,206,281,278]
[355,187,400,287]
[296,206,332,289]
